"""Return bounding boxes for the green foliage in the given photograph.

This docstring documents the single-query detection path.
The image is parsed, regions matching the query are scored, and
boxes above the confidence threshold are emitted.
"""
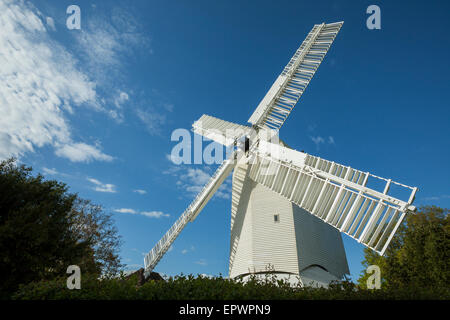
[0,158,123,298]
[12,273,449,300]
[358,206,449,289]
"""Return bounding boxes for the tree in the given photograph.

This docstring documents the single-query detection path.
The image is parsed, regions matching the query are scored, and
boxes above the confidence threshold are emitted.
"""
[0,158,123,298]
[358,206,449,289]
[70,198,124,277]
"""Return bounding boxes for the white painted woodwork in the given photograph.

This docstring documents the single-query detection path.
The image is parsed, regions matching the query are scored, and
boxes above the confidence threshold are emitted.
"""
[229,163,349,282]
[248,22,344,131]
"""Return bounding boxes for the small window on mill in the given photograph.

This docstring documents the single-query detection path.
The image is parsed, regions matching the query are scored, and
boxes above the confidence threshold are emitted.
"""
[274,214,279,223]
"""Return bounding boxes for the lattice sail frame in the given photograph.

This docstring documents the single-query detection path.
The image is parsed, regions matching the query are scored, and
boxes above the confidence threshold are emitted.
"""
[249,22,344,131]
[248,140,417,256]
[192,114,252,146]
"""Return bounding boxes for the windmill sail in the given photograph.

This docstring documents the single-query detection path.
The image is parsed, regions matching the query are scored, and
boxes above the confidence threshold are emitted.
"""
[248,22,343,131]
[192,114,252,146]
[143,156,236,275]
[249,140,417,255]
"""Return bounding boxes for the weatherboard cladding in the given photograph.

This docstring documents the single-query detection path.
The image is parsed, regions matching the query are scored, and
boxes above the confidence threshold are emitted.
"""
[229,163,349,280]
[229,181,253,277]
[250,182,300,274]
[292,205,349,278]
[229,164,252,276]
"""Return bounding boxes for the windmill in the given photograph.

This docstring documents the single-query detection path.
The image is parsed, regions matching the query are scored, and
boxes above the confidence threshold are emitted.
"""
[143,21,418,286]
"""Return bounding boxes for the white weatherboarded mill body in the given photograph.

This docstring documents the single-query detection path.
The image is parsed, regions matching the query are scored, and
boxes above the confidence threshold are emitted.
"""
[230,161,349,286]
[143,21,418,287]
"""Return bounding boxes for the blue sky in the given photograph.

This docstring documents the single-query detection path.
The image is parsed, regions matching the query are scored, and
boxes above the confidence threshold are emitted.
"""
[1,0,449,281]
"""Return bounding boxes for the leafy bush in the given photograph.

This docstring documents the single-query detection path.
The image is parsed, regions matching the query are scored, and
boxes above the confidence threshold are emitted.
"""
[359,206,449,289]
[11,273,449,300]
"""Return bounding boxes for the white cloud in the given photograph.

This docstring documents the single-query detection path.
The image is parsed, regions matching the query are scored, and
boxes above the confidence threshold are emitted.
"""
[163,103,174,112]
[74,9,149,70]
[310,135,335,150]
[166,153,184,164]
[164,165,231,200]
[45,16,55,31]
[0,1,113,162]
[181,245,195,255]
[114,208,137,214]
[136,108,166,135]
[75,21,126,68]
[421,195,450,201]
[141,211,170,218]
[68,9,154,124]
[114,207,170,219]
[195,259,207,266]
[55,143,113,163]
[42,167,58,175]
[162,165,182,175]
[115,91,129,108]
[307,124,317,132]
[182,168,211,186]
[183,167,231,199]
[87,178,117,193]
[108,90,130,122]
[311,136,325,146]
[133,189,147,195]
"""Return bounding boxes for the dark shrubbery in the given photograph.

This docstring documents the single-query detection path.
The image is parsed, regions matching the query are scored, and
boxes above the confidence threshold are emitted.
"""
[12,273,449,300]
[0,159,123,298]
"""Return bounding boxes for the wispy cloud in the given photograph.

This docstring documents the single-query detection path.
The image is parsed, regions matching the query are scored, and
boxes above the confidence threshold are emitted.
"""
[70,6,152,124]
[55,142,113,163]
[420,195,450,202]
[310,135,335,150]
[136,108,167,135]
[114,208,137,214]
[141,211,170,218]
[0,1,114,162]
[45,16,55,31]
[164,165,231,200]
[73,8,149,73]
[181,245,195,255]
[195,259,207,266]
[42,167,58,175]
[135,89,175,136]
[114,208,170,219]
[108,90,130,123]
[133,189,147,195]
[88,178,117,193]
